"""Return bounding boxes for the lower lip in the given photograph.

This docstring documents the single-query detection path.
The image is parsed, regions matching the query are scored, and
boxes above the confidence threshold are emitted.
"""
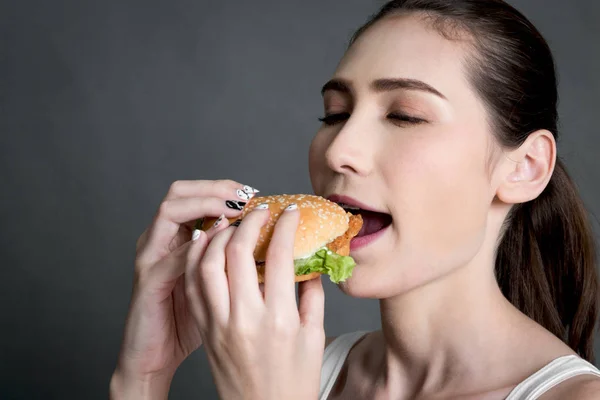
[350,224,390,251]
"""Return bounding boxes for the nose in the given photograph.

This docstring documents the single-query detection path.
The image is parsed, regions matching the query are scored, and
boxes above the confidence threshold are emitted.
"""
[325,115,374,177]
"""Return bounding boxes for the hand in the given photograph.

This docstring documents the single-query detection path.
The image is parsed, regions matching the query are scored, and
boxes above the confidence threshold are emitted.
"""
[110,180,259,399]
[185,202,326,400]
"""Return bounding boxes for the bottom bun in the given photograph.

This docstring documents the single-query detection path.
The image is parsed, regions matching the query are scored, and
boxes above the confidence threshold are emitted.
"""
[256,264,322,283]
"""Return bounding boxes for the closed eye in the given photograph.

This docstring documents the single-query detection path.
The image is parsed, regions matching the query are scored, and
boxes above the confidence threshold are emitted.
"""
[318,112,350,126]
[387,113,427,125]
[318,112,427,126]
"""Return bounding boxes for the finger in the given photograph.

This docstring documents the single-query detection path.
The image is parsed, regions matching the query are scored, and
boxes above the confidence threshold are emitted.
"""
[143,211,231,264]
[140,231,207,301]
[138,196,244,267]
[264,203,299,311]
[191,214,231,326]
[225,204,271,312]
[298,275,325,329]
[197,227,237,325]
[204,213,232,241]
[164,179,259,201]
[136,180,259,256]
[185,230,212,329]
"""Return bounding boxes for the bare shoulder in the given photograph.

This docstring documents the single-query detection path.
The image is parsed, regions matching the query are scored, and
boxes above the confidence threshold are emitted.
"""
[565,376,600,399]
[541,374,600,399]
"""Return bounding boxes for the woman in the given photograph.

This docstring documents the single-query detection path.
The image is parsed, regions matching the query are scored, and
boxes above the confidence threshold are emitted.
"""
[110,1,600,399]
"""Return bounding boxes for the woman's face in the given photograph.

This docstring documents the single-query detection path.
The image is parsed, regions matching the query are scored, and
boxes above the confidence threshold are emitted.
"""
[309,15,502,298]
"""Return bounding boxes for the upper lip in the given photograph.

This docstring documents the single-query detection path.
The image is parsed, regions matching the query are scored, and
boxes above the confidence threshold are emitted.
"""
[326,194,388,214]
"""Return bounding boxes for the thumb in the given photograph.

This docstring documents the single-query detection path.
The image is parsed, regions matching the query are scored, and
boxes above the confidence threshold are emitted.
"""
[141,231,208,299]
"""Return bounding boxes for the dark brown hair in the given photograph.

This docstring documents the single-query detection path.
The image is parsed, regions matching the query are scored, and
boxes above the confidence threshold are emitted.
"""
[350,0,599,361]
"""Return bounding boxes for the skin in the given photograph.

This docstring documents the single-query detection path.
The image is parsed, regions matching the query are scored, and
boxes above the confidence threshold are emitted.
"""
[111,13,600,400]
[110,180,249,398]
[111,180,325,400]
[308,14,599,399]
[185,205,325,400]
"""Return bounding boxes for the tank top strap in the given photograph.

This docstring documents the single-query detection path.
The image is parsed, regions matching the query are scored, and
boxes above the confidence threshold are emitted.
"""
[319,331,369,400]
[506,354,600,399]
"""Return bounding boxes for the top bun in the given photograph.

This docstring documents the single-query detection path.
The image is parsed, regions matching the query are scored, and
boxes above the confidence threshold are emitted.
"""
[203,194,350,261]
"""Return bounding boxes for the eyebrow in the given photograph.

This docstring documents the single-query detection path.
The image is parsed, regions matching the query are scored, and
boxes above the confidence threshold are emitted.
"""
[321,78,447,100]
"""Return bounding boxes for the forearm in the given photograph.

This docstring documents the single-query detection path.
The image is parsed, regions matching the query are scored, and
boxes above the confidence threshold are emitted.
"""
[109,369,173,400]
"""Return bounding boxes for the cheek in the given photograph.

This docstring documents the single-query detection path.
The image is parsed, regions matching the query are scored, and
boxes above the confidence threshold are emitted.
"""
[386,127,491,261]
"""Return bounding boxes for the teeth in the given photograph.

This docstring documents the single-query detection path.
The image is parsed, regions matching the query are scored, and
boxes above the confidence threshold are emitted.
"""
[337,203,361,210]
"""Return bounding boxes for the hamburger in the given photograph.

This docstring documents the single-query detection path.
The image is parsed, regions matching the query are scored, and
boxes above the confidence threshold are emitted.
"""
[199,194,363,283]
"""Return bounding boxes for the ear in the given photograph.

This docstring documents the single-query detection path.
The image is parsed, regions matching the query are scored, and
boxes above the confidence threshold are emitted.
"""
[495,130,556,205]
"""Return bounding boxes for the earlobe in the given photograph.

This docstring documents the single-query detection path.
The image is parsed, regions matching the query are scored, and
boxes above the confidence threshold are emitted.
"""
[496,130,556,204]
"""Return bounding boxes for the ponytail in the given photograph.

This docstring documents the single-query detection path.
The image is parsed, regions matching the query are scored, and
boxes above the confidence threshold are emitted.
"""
[495,159,599,362]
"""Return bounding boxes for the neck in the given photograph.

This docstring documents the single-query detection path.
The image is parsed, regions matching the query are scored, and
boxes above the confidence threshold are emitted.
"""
[374,240,532,398]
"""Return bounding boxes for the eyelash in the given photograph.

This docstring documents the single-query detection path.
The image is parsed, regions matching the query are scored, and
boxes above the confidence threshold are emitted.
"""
[318,112,426,126]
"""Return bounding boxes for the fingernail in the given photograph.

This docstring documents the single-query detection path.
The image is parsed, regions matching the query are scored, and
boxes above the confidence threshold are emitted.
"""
[243,185,260,194]
[231,219,242,227]
[254,203,269,210]
[212,214,225,229]
[284,203,298,211]
[192,229,202,241]
[237,189,255,201]
[226,200,246,210]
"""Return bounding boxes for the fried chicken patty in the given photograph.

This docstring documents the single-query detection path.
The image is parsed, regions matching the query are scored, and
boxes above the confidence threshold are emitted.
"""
[325,213,363,256]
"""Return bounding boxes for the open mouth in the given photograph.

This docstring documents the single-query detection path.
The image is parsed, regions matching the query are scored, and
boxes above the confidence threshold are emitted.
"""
[337,203,393,238]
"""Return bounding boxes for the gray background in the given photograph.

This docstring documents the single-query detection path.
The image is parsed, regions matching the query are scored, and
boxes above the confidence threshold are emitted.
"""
[1,0,598,398]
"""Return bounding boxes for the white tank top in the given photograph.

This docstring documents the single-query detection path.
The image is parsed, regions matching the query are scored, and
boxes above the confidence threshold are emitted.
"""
[319,331,600,400]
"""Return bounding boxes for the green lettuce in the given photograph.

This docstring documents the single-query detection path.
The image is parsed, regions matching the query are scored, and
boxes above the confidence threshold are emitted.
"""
[294,248,356,284]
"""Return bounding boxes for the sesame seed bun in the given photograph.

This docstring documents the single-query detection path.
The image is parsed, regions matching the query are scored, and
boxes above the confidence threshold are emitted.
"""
[200,194,355,282]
